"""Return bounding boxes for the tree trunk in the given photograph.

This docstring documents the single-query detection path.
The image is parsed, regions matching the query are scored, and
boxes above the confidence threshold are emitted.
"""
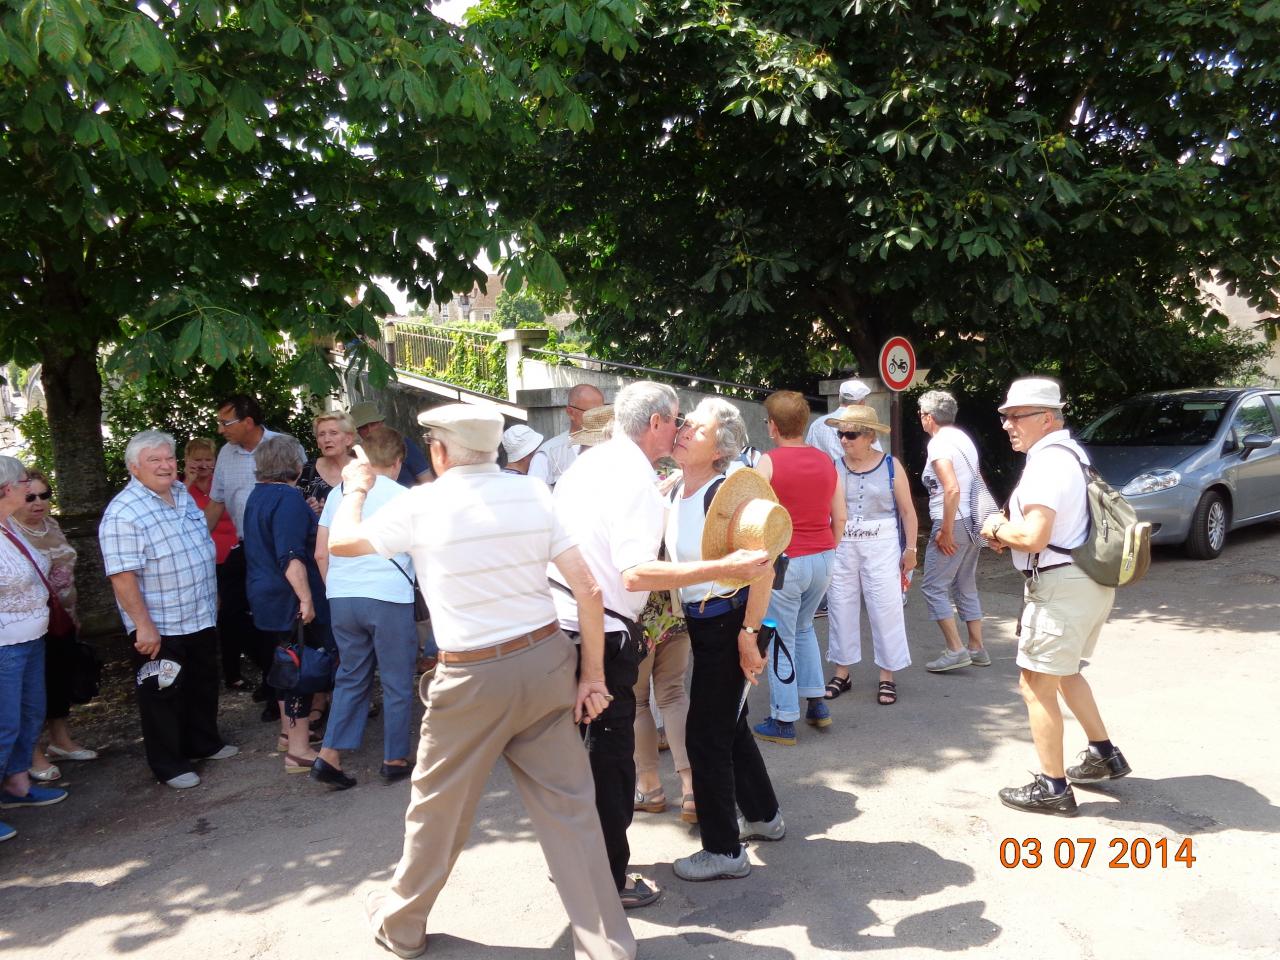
[40,341,124,641]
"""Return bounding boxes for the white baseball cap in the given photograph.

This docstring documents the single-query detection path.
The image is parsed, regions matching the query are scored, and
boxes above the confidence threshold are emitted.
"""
[839,379,872,402]
[417,404,505,452]
[998,377,1066,413]
[501,424,544,462]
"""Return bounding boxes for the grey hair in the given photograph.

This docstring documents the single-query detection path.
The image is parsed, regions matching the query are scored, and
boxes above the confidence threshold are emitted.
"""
[125,430,176,469]
[613,381,679,441]
[254,434,307,482]
[692,397,748,473]
[918,390,958,425]
[0,455,25,492]
[431,429,497,466]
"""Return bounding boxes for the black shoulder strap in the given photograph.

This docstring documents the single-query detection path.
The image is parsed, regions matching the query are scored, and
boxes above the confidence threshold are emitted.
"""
[703,475,726,513]
[548,577,641,634]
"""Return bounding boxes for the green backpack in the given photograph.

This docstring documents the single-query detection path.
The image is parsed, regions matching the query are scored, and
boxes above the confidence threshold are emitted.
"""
[1044,445,1152,588]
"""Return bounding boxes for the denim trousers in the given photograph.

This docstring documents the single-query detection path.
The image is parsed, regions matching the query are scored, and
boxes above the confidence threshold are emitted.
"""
[765,550,834,722]
[686,608,779,855]
[325,597,418,761]
[0,638,46,779]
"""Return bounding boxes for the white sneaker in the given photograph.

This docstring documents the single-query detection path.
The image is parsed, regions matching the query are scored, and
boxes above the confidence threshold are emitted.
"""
[165,772,200,789]
[673,847,751,881]
[738,810,786,841]
[926,648,973,672]
[203,745,240,760]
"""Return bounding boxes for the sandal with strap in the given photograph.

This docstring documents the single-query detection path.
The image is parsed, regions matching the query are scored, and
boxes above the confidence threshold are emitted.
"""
[680,793,697,824]
[824,675,852,700]
[633,787,667,813]
[877,680,898,706]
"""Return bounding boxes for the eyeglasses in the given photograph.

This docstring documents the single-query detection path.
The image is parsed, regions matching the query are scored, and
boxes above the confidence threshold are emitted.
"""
[1000,410,1048,425]
[567,404,593,413]
[672,414,687,430]
[25,491,52,503]
[837,430,870,440]
[216,416,243,428]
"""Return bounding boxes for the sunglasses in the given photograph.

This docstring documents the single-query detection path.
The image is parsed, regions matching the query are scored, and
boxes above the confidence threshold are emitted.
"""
[837,430,871,440]
[25,491,52,503]
[1000,410,1048,425]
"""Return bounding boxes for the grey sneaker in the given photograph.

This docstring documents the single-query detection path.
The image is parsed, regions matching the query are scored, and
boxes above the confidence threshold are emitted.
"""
[202,744,240,760]
[967,648,992,667]
[673,847,751,881]
[926,648,973,672]
[738,810,786,842]
[165,772,200,789]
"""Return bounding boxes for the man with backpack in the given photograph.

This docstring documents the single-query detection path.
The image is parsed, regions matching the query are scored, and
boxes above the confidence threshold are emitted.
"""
[980,378,1132,817]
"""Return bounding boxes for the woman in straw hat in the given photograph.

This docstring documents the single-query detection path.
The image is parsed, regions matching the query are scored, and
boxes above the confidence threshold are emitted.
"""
[662,398,786,881]
[753,391,844,744]
[823,405,918,706]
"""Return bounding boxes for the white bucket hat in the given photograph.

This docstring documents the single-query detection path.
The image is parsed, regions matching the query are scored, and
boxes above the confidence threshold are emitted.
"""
[838,379,872,403]
[998,377,1066,414]
[501,424,544,462]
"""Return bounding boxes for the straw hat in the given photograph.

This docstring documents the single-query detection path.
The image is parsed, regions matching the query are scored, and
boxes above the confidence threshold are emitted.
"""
[570,404,615,447]
[824,403,891,435]
[701,468,793,587]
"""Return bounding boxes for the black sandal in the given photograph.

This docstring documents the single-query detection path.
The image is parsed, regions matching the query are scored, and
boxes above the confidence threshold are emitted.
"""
[877,680,897,706]
[824,675,852,700]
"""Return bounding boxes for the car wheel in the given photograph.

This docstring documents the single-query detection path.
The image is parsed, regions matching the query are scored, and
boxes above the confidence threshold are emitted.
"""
[1185,490,1229,560]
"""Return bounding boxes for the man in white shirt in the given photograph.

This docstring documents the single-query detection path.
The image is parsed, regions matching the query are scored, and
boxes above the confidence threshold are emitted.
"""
[918,390,991,672]
[552,382,771,908]
[530,383,605,486]
[981,378,1130,818]
[806,378,882,461]
[328,404,633,960]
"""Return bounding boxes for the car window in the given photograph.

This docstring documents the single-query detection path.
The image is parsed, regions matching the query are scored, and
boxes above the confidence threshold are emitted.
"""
[1079,397,1227,446]
[1231,396,1278,439]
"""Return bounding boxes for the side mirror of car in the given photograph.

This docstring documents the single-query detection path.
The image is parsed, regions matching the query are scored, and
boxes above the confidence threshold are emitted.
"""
[1239,433,1274,460]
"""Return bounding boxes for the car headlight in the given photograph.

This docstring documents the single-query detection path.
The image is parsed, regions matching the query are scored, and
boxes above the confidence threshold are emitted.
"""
[1122,469,1180,496]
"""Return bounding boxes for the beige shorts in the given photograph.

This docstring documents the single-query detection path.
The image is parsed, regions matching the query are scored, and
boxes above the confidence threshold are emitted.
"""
[1016,565,1115,676]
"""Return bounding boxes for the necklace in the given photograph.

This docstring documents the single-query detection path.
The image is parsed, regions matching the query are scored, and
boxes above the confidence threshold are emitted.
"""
[12,517,48,537]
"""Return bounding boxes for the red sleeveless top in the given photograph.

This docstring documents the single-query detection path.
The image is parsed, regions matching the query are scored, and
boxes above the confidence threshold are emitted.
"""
[767,446,837,557]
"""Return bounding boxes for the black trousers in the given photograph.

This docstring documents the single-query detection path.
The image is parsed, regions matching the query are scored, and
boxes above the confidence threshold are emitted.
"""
[43,631,74,720]
[577,630,640,891]
[219,545,271,686]
[129,627,225,782]
[686,607,780,856]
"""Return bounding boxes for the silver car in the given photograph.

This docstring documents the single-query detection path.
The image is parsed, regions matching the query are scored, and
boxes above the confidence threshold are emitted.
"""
[1078,387,1280,559]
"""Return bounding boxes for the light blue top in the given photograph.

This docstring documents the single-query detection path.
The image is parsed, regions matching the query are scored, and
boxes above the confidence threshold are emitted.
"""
[319,475,416,602]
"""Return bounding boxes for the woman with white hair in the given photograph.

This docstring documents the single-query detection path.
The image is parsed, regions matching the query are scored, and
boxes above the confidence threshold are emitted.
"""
[918,390,990,672]
[0,455,67,841]
[242,435,333,773]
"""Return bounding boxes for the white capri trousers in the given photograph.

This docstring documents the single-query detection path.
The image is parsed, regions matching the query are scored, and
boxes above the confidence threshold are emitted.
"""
[826,535,911,673]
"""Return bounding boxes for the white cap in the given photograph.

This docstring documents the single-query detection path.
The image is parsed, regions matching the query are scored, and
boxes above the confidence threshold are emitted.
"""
[998,377,1066,413]
[839,379,872,402]
[501,424,544,462]
[416,404,505,452]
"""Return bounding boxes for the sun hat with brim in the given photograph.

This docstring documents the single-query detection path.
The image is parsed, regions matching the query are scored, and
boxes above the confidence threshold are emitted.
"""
[838,379,872,403]
[570,404,615,447]
[348,401,384,429]
[502,424,544,462]
[824,404,890,435]
[417,404,505,453]
[701,468,793,588]
[998,377,1066,413]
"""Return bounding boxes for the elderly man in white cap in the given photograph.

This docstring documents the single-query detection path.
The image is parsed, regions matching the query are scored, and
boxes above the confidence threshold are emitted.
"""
[501,424,545,476]
[980,377,1130,817]
[806,379,883,462]
[327,404,634,960]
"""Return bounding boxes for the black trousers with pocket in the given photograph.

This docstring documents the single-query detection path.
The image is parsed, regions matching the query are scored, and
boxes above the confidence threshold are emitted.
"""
[576,629,641,891]
[129,627,225,782]
[686,606,780,856]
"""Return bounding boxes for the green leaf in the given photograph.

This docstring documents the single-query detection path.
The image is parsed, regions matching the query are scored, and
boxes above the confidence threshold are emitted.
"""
[529,250,567,292]
[202,109,225,152]
[199,316,235,367]
[40,0,81,65]
[172,317,202,365]
[225,110,255,152]
[280,25,302,56]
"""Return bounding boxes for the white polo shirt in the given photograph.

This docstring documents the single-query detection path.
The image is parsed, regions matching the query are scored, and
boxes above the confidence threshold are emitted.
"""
[531,430,580,486]
[1009,429,1090,572]
[210,427,279,533]
[359,464,573,652]
[550,435,664,633]
[923,425,979,522]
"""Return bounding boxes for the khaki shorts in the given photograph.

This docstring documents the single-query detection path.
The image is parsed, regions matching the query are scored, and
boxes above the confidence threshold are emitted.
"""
[1016,565,1115,676]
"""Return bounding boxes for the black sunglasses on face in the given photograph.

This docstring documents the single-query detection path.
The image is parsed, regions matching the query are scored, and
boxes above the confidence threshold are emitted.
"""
[25,491,52,503]
[837,430,869,440]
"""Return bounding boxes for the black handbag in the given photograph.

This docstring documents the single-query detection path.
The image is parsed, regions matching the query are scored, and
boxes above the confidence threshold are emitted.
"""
[267,622,335,694]
[390,560,429,623]
[67,639,103,705]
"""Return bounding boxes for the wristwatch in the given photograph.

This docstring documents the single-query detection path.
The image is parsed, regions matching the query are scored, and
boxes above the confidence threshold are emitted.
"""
[741,624,761,635]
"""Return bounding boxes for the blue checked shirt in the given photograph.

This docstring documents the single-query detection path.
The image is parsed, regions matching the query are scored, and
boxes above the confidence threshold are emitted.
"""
[99,478,217,635]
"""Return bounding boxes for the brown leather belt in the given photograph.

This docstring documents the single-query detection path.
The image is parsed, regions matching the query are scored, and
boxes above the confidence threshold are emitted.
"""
[437,622,560,665]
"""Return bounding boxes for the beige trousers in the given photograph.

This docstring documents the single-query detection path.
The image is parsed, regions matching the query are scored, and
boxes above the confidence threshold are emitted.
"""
[633,629,691,778]
[371,630,635,960]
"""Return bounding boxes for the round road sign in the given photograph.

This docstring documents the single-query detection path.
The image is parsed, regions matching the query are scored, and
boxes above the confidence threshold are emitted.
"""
[879,337,916,392]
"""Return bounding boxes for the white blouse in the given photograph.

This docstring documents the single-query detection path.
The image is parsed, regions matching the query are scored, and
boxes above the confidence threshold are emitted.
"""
[0,521,51,645]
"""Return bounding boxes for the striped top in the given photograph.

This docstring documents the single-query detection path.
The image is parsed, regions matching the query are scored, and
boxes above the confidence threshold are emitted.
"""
[360,464,573,651]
